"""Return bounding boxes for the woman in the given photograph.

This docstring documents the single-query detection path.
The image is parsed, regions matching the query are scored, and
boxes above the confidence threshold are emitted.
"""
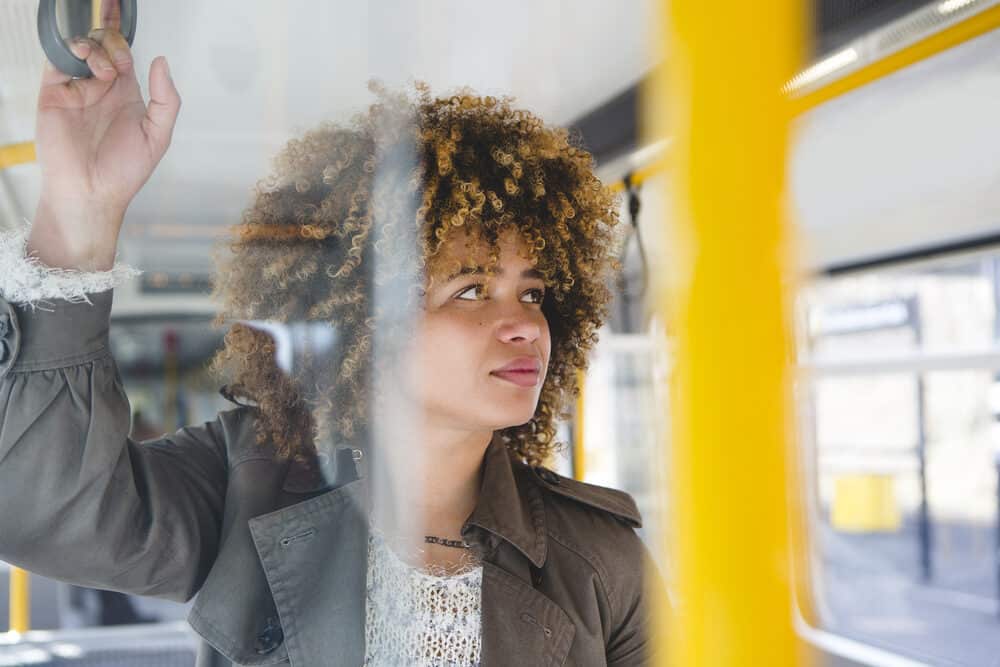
[0,17,662,667]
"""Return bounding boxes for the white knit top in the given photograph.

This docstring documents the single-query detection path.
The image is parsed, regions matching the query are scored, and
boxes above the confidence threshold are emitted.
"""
[365,523,483,666]
[0,224,486,665]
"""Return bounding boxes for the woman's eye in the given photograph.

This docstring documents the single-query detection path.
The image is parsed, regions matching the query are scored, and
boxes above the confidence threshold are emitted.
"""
[455,284,485,301]
[454,285,545,303]
[523,288,545,304]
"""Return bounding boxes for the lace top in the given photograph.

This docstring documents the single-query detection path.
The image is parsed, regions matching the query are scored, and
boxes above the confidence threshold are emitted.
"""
[365,524,483,666]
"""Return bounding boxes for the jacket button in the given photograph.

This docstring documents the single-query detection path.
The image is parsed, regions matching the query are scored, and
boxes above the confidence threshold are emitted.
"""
[255,616,284,655]
[534,466,561,485]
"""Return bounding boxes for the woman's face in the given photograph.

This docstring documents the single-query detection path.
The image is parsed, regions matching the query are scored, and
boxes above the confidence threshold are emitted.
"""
[397,227,552,432]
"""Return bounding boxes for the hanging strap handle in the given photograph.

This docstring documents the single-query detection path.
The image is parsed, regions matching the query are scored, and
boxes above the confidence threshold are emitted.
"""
[37,0,137,78]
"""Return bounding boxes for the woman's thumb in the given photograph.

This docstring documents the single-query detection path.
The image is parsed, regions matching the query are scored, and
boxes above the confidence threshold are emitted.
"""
[144,56,181,155]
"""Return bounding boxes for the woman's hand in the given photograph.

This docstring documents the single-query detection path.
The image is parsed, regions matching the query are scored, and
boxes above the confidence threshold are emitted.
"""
[30,3,180,271]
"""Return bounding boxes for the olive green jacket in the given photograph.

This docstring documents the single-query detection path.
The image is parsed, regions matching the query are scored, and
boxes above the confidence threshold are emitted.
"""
[0,289,663,666]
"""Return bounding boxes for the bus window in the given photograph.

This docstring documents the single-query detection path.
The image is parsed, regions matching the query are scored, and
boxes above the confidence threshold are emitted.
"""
[798,252,1000,665]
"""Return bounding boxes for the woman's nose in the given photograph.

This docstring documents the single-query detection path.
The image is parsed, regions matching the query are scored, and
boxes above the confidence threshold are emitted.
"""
[494,308,542,343]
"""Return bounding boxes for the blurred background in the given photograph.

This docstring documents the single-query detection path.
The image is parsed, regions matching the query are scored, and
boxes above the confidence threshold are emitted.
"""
[3,0,1000,665]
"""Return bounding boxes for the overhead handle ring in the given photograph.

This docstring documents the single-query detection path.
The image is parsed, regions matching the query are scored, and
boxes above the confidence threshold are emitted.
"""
[37,0,137,79]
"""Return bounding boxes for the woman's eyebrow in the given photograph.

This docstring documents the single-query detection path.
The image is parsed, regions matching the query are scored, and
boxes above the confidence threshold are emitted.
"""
[444,266,544,282]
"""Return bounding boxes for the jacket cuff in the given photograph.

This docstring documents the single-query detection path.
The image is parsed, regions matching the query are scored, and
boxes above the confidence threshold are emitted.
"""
[1,289,114,375]
[0,223,141,309]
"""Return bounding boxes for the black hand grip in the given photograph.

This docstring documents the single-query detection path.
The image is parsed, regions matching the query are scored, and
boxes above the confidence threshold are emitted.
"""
[37,0,137,78]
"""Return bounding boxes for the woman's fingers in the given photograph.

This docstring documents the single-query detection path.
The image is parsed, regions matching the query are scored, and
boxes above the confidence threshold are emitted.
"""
[88,28,134,78]
[39,37,115,92]
[38,26,132,95]
[143,56,181,155]
[68,37,117,81]
[38,37,115,108]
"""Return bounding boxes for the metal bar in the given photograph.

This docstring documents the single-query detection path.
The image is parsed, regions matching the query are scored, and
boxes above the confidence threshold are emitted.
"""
[654,0,806,664]
[0,619,198,654]
[601,333,657,354]
[995,454,1000,619]
[793,608,933,667]
[911,302,933,583]
[799,348,1000,375]
[992,257,1000,619]
[797,376,825,630]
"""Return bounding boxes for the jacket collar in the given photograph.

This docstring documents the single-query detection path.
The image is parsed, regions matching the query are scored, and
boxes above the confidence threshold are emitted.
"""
[282,430,548,569]
[461,431,548,569]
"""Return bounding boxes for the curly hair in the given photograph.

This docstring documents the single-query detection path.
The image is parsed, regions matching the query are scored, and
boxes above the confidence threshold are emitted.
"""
[208,80,622,468]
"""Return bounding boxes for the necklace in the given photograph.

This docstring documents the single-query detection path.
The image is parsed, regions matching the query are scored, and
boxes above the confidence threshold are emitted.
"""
[368,503,474,550]
[371,523,473,551]
[423,535,473,550]
[369,522,481,577]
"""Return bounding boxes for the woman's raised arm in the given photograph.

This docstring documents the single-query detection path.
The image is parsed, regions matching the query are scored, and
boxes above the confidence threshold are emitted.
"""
[0,12,224,601]
[28,15,180,272]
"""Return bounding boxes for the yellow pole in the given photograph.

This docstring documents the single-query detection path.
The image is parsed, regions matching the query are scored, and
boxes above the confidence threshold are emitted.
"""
[573,369,586,480]
[650,1,808,664]
[8,567,29,633]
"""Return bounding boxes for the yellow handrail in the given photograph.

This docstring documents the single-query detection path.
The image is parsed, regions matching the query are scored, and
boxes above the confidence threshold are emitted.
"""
[8,566,29,633]
[615,3,1000,193]
[651,0,808,664]
[792,3,1000,113]
[0,142,35,170]
[608,156,671,195]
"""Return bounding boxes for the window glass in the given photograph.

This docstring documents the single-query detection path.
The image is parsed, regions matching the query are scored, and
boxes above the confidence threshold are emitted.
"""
[798,253,1000,666]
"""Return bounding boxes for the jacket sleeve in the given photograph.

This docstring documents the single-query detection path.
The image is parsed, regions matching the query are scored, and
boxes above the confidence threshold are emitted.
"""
[0,288,229,604]
[606,528,669,666]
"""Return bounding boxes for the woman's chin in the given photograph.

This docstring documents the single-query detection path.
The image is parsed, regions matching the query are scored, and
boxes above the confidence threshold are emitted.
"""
[487,408,538,431]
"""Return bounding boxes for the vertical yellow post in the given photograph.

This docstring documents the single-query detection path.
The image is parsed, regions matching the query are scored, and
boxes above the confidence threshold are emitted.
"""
[9,567,30,633]
[649,1,808,664]
[573,369,586,480]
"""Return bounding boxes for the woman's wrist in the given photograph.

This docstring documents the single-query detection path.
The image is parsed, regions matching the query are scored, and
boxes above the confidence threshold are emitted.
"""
[29,197,125,271]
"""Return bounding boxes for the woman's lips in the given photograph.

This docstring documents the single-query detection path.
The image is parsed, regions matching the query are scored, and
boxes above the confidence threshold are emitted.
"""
[490,369,540,387]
